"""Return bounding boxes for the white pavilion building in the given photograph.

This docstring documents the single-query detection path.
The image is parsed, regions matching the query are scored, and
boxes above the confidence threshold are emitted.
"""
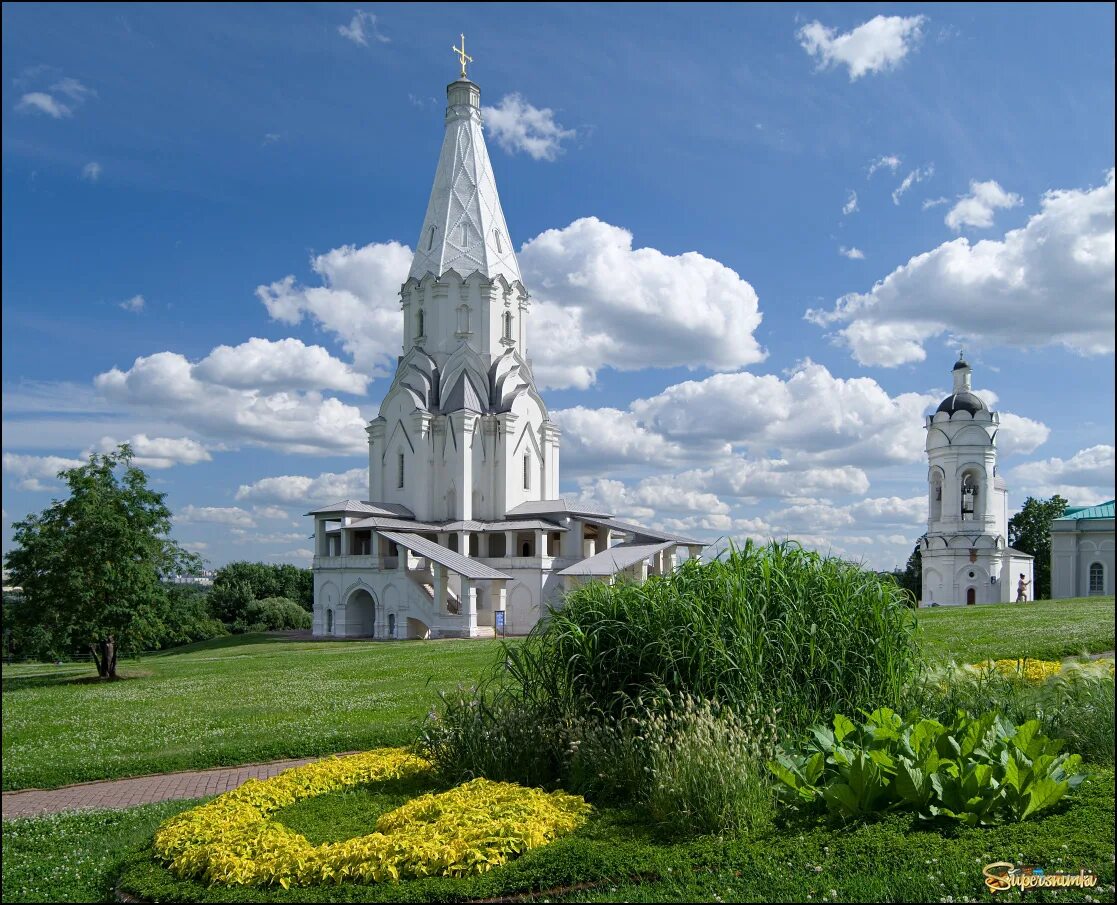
[919,356,1034,606]
[307,62,704,639]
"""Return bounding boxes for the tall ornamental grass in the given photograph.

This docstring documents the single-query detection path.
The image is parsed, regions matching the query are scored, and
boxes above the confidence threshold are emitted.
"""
[503,540,919,731]
[422,541,920,823]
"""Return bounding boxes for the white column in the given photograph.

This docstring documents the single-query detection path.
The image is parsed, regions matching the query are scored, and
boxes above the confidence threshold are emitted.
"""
[340,517,351,556]
[367,420,385,502]
[505,531,516,559]
[462,577,477,628]
[434,563,448,615]
[534,529,544,557]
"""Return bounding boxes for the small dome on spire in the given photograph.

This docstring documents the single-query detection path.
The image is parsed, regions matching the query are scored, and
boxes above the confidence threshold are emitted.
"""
[952,357,969,371]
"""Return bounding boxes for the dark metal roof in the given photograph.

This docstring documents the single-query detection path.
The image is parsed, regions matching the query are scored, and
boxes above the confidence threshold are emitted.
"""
[936,391,987,415]
[952,358,970,371]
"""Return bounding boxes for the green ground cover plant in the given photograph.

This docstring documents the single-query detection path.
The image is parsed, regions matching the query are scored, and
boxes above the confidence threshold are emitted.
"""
[916,596,1114,662]
[52,767,1112,903]
[1,635,503,790]
[771,709,1086,824]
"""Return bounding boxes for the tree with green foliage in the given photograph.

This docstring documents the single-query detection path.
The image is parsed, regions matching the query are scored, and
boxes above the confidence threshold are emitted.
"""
[208,561,313,625]
[1008,494,1068,600]
[3,445,199,678]
[898,543,922,603]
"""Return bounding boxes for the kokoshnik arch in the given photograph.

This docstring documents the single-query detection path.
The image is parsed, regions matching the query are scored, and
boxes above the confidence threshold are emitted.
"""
[307,49,705,640]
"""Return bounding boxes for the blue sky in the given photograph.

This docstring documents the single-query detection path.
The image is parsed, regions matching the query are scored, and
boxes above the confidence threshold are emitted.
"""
[3,3,1114,570]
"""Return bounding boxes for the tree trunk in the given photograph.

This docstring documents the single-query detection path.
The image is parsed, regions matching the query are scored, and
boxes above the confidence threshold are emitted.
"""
[90,637,117,679]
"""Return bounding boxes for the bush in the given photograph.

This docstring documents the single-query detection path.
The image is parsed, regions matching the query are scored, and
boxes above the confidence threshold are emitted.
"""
[210,563,313,623]
[232,597,312,634]
[423,690,777,838]
[509,540,919,730]
[422,542,919,831]
[152,585,227,649]
[770,708,1087,825]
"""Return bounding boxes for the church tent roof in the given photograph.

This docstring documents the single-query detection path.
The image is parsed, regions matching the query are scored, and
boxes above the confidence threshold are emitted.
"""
[504,498,613,519]
[440,519,567,532]
[305,500,414,517]
[376,530,511,581]
[558,541,675,577]
[579,515,704,547]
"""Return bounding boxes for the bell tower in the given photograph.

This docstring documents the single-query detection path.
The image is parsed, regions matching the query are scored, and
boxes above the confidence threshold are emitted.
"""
[920,355,1019,605]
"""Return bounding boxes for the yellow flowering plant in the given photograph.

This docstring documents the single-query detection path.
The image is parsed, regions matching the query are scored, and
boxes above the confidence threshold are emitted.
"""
[153,748,591,889]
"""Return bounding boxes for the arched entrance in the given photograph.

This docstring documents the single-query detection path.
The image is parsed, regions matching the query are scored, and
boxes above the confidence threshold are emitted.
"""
[966,587,976,606]
[346,588,376,636]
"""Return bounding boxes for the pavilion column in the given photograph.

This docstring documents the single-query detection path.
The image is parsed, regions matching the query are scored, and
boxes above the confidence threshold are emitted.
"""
[534,529,545,557]
[340,518,351,556]
[461,577,477,626]
[459,531,470,558]
[505,531,516,559]
[315,518,327,556]
[567,521,585,559]
[434,563,448,615]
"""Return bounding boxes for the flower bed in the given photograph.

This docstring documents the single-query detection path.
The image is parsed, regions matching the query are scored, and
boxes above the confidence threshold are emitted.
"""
[965,658,1115,683]
[153,748,591,888]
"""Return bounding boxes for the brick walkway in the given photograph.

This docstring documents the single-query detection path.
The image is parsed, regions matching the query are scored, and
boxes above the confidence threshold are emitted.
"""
[2,756,324,819]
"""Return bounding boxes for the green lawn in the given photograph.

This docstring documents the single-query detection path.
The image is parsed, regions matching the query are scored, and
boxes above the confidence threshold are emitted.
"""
[916,596,1115,663]
[3,602,1115,903]
[6,770,1111,903]
[2,634,503,791]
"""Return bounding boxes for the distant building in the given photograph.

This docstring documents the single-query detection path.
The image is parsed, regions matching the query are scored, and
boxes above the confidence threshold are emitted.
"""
[1051,500,1115,598]
[919,356,1033,606]
[166,570,215,587]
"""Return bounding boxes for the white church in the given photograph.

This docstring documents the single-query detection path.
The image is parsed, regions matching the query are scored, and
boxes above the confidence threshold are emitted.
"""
[919,356,1034,605]
[307,57,704,639]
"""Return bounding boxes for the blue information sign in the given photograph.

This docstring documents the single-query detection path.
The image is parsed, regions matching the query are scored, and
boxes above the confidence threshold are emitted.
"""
[495,610,505,635]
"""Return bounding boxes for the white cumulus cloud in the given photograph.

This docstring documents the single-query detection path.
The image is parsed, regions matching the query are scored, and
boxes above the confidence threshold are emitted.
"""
[843,190,859,215]
[840,246,865,259]
[798,15,926,81]
[806,169,1115,366]
[945,179,1023,231]
[178,505,256,528]
[193,337,368,394]
[483,94,576,162]
[521,217,765,389]
[235,467,368,507]
[1010,445,1115,505]
[92,434,212,469]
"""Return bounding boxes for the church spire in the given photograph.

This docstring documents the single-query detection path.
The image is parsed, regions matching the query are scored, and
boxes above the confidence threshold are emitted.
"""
[408,48,522,286]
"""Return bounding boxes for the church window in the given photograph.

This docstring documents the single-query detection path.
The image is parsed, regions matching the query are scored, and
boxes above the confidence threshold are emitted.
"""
[493,229,503,253]
[397,452,405,489]
[416,309,425,339]
[388,613,396,638]
[326,608,334,634]
[1089,562,1105,595]
[427,226,436,251]
[930,473,943,521]
[523,453,531,490]
[503,311,513,341]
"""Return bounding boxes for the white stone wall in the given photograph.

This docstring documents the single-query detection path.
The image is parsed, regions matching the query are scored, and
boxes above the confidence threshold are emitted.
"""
[1051,520,1115,598]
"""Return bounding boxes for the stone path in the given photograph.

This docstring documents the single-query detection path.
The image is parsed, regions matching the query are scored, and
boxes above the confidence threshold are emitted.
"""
[2,756,323,820]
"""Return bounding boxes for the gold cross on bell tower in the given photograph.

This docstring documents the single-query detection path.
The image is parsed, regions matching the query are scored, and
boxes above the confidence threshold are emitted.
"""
[452,33,473,79]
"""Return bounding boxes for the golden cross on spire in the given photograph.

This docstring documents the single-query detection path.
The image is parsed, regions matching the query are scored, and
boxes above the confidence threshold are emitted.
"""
[451,33,473,79]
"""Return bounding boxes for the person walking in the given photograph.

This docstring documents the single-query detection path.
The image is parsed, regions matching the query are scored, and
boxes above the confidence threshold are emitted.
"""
[1016,573,1030,603]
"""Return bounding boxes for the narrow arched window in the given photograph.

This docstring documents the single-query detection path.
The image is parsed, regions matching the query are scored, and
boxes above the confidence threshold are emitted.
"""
[493,229,503,253]
[416,309,425,339]
[326,608,334,634]
[523,452,531,490]
[427,226,436,251]
[397,452,405,489]
[1089,562,1105,595]
[503,311,513,341]
[388,613,396,638]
